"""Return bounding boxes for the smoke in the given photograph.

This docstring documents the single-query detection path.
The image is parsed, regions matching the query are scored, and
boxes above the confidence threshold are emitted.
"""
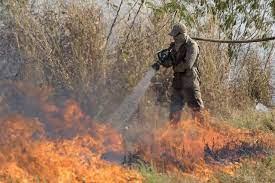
[108,67,156,129]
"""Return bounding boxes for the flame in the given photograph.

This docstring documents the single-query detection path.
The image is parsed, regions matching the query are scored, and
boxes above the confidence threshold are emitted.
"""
[0,114,143,182]
[0,82,143,182]
[0,82,274,182]
[136,118,274,181]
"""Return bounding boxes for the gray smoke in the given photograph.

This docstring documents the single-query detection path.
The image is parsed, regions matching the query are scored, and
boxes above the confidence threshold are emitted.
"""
[108,67,156,129]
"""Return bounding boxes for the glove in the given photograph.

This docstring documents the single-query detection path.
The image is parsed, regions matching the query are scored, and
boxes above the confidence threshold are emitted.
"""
[169,42,175,48]
[151,62,160,71]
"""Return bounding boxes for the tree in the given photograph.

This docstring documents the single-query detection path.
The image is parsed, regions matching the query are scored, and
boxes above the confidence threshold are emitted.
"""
[145,0,274,63]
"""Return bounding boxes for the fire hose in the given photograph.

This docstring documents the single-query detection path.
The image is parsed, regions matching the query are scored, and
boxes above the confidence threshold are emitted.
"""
[152,36,275,71]
[109,35,275,127]
[191,36,275,43]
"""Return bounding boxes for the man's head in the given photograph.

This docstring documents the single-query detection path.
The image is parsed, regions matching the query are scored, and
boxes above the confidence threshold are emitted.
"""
[168,23,187,37]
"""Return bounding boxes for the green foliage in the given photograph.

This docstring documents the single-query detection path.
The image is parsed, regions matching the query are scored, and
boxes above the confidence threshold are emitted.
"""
[139,165,172,183]
[146,0,274,38]
[245,56,271,104]
[138,164,199,183]
[211,155,275,183]
[228,109,275,133]
[146,0,274,64]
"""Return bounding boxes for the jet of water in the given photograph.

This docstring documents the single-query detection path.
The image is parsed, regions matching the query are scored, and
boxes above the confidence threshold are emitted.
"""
[108,67,156,129]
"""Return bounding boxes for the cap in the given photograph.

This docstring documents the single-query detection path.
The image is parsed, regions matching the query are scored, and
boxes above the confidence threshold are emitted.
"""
[168,23,187,36]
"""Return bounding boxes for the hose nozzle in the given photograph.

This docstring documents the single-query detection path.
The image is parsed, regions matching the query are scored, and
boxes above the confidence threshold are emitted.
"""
[151,62,160,71]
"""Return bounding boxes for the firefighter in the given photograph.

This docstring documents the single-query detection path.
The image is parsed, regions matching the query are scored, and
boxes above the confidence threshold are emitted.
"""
[152,23,204,125]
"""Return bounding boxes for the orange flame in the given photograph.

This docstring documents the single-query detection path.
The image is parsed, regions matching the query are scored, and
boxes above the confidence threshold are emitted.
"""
[0,114,143,182]
[0,82,274,182]
[0,82,143,183]
[136,117,274,181]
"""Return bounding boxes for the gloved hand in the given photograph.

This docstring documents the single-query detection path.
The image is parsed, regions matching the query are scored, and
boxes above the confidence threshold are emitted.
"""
[151,62,160,71]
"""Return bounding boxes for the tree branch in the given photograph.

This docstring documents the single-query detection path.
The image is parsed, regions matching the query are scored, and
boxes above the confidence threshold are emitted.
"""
[122,0,144,47]
[106,0,124,44]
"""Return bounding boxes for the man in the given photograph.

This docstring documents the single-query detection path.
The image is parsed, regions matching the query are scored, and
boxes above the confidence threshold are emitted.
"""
[153,23,204,124]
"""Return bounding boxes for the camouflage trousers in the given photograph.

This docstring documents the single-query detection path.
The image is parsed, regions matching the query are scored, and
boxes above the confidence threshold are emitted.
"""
[169,72,204,123]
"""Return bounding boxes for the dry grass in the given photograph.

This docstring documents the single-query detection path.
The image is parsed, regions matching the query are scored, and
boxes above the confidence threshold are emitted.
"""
[3,0,272,122]
[0,2,274,182]
[5,0,107,114]
[210,155,275,183]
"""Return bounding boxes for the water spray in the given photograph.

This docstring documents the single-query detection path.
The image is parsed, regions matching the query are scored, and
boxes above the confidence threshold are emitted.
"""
[108,67,157,129]
[107,46,173,129]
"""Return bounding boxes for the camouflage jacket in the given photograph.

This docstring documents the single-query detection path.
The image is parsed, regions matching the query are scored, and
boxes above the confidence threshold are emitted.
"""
[162,36,199,74]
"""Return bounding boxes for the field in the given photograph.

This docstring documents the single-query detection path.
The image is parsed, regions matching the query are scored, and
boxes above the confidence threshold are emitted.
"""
[0,1,274,182]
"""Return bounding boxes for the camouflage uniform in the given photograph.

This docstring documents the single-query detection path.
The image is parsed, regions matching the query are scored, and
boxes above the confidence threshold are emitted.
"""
[162,23,204,124]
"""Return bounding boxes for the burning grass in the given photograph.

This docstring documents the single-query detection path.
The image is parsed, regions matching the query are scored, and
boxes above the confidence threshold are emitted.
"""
[134,119,274,181]
[0,82,143,182]
[0,115,143,183]
[0,82,274,182]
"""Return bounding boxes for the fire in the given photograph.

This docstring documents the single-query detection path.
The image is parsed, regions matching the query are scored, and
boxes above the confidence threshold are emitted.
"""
[0,115,143,182]
[136,118,274,181]
[0,82,274,182]
[0,82,143,182]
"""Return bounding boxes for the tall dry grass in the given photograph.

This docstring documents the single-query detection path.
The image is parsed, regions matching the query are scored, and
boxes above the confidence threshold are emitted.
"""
[2,0,272,123]
[5,0,108,114]
[194,19,271,118]
[199,41,271,118]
